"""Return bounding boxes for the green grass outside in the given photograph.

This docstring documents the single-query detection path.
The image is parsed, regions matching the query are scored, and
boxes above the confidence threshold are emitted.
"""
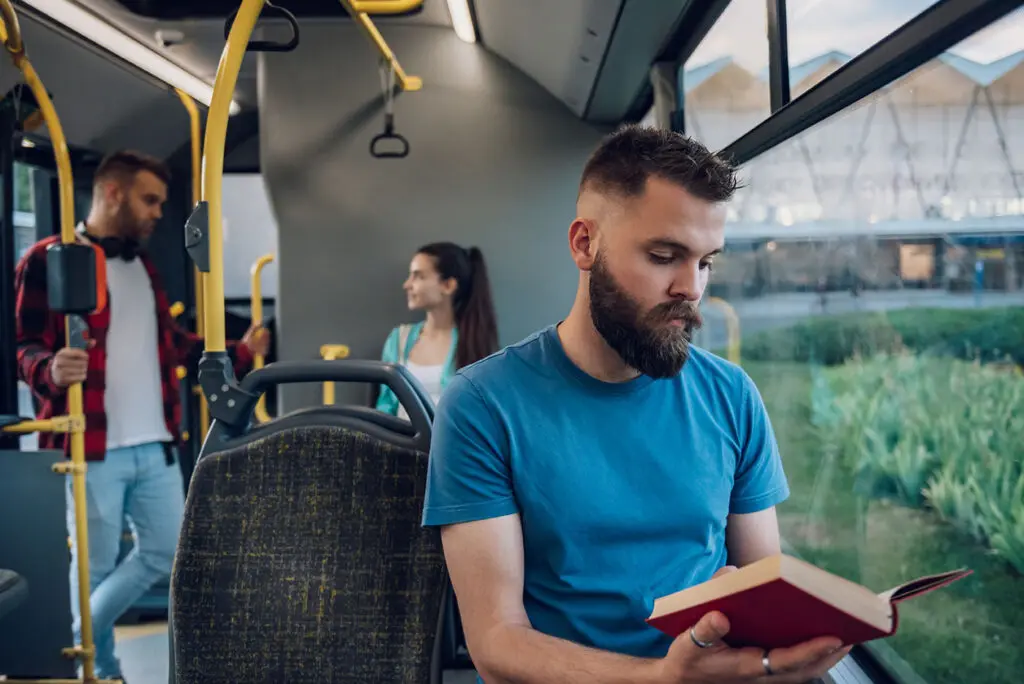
[744,360,1024,684]
[740,306,1024,367]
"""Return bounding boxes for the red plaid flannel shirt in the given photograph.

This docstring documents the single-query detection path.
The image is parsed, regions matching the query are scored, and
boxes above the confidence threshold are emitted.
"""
[14,235,255,461]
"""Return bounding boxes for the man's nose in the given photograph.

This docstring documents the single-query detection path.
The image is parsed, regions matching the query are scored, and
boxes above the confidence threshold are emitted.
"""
[668,262,703,301]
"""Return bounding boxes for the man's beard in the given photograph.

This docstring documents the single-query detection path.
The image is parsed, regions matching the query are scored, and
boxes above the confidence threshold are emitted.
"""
[588,252,703,379]
[114,202,148,246]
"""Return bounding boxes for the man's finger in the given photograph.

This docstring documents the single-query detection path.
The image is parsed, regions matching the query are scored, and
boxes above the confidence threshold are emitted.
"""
[688,611,731,651]
[765,636,844,675]
[770,645,852,684]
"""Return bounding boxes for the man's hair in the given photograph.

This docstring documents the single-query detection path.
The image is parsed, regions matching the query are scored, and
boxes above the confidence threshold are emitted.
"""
[579,124,741,203]
[93,149,172,190]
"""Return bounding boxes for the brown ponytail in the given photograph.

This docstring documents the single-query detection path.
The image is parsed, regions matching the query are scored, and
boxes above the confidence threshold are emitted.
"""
[457,247,499,367]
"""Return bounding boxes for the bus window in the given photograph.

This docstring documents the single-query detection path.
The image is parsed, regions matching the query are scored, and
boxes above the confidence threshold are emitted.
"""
[691,8,1024,684]
[683,0,771,152]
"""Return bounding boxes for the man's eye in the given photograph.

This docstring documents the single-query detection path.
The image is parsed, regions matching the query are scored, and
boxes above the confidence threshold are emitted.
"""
[700,261,715,271]
[649,253,674,265]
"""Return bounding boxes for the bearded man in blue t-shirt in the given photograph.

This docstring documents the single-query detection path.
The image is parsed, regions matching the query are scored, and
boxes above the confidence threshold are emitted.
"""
[421,124,851,684]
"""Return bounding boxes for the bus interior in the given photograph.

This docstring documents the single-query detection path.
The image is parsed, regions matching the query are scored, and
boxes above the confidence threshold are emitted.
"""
[0,0,1022,683]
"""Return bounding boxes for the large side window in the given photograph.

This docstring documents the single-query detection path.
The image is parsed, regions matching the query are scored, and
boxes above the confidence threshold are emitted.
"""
[693,7,1024,684]
[682,0,770,151]
[786,1,943,88]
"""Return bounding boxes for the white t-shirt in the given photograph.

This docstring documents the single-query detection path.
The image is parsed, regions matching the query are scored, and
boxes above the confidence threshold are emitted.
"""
[396,360,445,421]
[103,257,173,449]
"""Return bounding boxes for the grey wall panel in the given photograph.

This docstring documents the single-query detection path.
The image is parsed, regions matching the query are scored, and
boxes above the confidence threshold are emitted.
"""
[260,24,609,410]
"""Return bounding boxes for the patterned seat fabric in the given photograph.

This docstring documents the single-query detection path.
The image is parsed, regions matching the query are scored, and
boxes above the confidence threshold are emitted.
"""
[171,425,446,683]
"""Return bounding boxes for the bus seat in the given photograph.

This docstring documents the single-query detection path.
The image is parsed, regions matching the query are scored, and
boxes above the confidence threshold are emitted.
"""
[170,361,447,684]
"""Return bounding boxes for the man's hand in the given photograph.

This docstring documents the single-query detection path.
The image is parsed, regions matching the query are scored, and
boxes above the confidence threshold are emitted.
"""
[50,347,90,388]
[655,566,851,684]
[241,324,271,356]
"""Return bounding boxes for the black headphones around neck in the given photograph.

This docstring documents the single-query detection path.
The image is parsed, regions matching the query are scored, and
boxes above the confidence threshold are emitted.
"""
[83,230,140,262]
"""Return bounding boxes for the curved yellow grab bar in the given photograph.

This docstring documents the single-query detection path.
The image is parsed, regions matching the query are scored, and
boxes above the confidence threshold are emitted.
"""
[0,0,22,55]
[706,296,741,365]
[320,344,352,405]
[251,253,274,422]
[201,0,263,354]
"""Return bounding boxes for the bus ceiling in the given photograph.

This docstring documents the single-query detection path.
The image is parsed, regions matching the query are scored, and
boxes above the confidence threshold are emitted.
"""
[101,0,427,20]
[4,0,708,160]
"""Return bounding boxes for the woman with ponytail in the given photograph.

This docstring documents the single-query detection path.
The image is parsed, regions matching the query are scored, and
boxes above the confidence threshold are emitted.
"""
[375,242,499,418]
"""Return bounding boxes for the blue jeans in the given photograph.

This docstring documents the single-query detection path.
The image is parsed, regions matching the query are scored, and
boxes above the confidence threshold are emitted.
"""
[65,441,185,678]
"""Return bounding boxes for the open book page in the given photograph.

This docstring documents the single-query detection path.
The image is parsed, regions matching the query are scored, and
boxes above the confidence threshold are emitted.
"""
[877,568,973,603]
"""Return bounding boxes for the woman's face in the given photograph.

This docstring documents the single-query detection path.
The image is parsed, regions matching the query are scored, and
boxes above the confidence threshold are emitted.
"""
[403,252,455,311]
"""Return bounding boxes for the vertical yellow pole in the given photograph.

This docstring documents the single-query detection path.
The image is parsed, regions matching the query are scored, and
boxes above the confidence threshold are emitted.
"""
[319,345,351,405]
[251,254,274,422]
[174,88,210,438]
[707,296,742,365]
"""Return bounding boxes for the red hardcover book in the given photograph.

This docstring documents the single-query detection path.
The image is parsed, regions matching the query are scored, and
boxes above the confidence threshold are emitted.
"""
[646,554,972,650]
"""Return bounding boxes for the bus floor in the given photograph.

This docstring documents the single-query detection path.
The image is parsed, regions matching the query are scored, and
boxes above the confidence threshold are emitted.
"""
[114,621,479,683]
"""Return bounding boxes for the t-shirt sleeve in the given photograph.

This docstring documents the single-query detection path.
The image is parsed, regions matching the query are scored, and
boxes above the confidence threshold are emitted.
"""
[730,373,790,515]
[422,373,519,527]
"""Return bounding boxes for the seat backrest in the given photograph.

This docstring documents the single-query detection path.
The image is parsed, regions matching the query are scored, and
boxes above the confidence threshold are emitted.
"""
[171,419,446,683]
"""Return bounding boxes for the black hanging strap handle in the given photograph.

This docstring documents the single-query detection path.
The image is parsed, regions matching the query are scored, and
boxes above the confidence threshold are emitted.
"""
[370,113,410,158]
[370,59,409,158]
[224,2,300,53]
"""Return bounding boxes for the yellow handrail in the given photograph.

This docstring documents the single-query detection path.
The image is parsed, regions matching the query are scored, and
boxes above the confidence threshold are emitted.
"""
[349,0,424,12]
[0,0,22,54]
[706,296,741,365]
[201,0,262,353]
[174,88,210,439]
[339,0,423,91]
[320,344,352,405]
[251,253,274,422]
[0,2,113,682]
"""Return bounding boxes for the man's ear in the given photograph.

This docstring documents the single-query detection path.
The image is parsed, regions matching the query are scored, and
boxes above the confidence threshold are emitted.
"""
[101,180,122,207]
[568,218,598,271]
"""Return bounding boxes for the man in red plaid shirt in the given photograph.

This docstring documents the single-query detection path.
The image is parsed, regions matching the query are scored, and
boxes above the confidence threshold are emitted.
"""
[14,149,270,681]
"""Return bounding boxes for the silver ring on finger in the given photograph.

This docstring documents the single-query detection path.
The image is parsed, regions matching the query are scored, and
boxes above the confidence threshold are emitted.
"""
[762,649,774,676]
[689,626,715,649]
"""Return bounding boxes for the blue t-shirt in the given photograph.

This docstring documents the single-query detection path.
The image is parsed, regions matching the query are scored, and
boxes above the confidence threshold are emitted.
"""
[422,324,789,658]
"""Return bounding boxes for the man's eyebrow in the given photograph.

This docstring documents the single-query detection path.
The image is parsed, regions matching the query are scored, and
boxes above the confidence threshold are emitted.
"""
[644,238,724,258]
